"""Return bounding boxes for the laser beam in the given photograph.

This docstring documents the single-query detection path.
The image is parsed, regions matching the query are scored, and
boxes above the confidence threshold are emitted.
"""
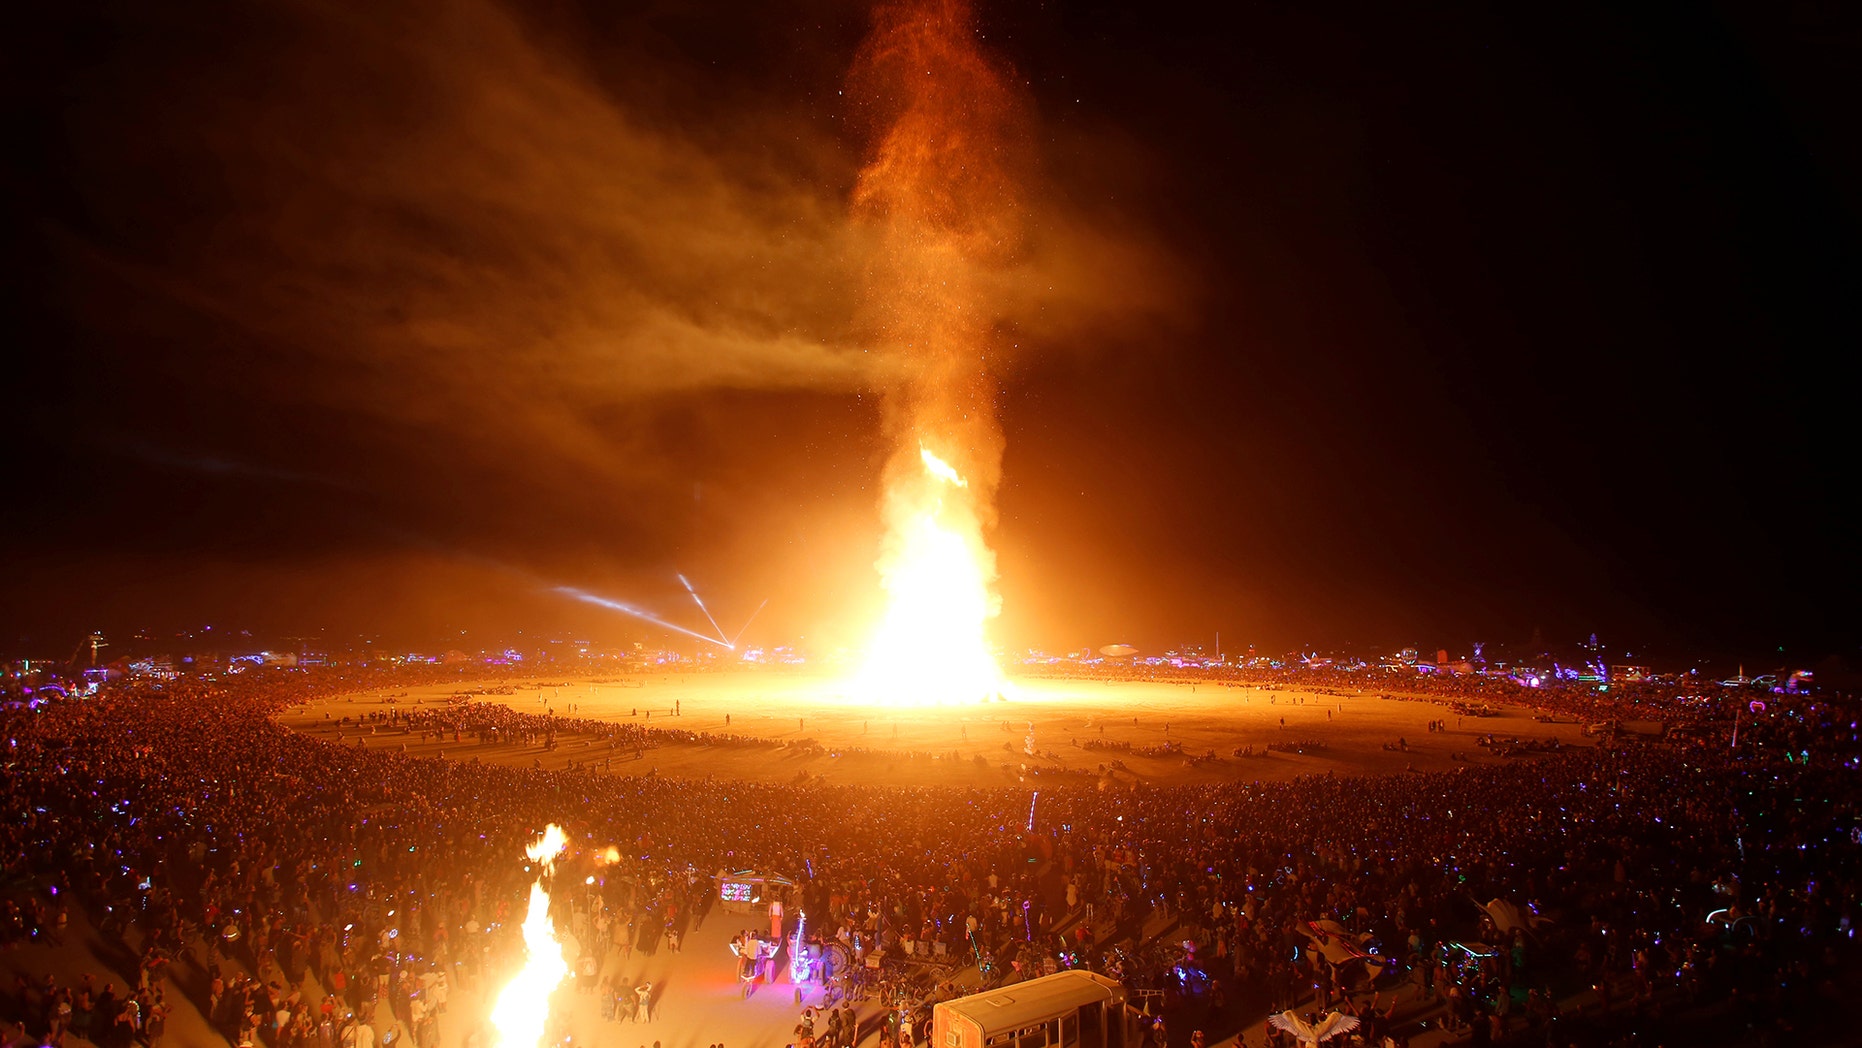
[728,598,770,648]
[553,586,734,648]
[677,573,730,645]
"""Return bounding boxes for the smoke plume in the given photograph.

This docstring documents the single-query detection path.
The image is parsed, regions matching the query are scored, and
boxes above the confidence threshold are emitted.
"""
[13,0,1188,643]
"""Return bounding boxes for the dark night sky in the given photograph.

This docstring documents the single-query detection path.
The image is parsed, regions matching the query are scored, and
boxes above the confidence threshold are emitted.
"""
[3,0,1857,661]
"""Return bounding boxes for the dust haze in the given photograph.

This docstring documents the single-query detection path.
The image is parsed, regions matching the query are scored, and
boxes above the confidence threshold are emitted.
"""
[11,0,1186,645]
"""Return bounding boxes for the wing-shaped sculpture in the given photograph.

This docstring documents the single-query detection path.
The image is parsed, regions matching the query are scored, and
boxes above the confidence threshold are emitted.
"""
[1267,1011,1314,1044]
[1269,1011,1360,1046]
[1309,1012,1360,1043]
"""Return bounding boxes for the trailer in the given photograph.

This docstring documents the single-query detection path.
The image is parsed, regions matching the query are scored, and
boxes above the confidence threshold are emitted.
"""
[931,971,1140,1048]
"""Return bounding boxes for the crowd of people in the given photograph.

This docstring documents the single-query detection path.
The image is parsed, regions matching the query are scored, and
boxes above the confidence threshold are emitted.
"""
[0,663,1855,1048]
[350,691,1070,776]
[1030,664,1693,731]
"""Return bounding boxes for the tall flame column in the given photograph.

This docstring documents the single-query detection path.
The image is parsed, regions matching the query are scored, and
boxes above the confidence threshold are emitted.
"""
[849,0,1030,704]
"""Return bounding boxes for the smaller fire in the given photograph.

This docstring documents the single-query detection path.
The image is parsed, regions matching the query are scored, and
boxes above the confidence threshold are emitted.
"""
[489,825,572,1048]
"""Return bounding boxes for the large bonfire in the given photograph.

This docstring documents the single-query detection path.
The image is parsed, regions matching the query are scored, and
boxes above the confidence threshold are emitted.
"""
[850,0,1029,705]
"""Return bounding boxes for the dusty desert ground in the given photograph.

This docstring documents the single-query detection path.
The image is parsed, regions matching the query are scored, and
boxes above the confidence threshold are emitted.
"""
[279,669,1593,788]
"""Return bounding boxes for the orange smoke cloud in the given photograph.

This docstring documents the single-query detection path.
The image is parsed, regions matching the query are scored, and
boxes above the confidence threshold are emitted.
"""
[851,0,1030,487]
[48,0,1182,481]
[29,0,1193,645]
